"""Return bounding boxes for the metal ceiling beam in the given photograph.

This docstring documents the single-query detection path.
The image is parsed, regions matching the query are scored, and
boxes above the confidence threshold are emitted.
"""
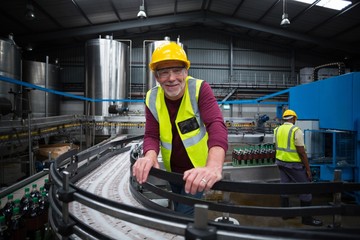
[32,0,64,28]
[231,0,246,17]
[289,0,320,24]
[219,88,237,106]
[18,12,205,41]
[0,9,30,32]
[306,1,360,34]
[331,22,360,42]
[246,0,280,36]
[17,11,357,54]
[71,0,93,25]
[256,0,280,23]
[209,12,358,54]
[174,0,178,14]
[109,0,122,22]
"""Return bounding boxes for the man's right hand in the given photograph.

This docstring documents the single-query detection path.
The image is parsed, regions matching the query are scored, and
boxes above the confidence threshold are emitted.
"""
[306,169,313,181]
[132,150,160,184]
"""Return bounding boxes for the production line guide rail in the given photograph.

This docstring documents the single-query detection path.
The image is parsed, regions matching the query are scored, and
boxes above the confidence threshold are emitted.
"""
[42,135,360,239]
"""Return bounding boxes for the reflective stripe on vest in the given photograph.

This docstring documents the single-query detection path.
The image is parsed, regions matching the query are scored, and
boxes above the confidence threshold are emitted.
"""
[145,76,208,171]
[274,124,301,162]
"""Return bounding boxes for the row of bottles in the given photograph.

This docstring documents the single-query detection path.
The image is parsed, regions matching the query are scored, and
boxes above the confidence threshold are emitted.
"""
[232,144,276,166]
[0,179,52,240]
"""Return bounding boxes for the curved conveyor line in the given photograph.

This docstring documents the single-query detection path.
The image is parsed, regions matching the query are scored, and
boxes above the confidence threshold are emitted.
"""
[68,142,183,240]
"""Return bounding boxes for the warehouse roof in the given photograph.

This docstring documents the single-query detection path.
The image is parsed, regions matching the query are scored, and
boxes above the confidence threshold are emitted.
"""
[0,0,359,58]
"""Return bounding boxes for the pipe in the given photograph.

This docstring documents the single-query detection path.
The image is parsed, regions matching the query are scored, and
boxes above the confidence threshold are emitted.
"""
[45,56,49,117]
[291,49,295,84]
[313,62,345,81]
[229,36,233,82]
[28,113,34,176]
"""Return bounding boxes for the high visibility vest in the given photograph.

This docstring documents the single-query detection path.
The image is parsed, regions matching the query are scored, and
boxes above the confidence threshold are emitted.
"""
[274,124,301,162]
[145,76,209,172]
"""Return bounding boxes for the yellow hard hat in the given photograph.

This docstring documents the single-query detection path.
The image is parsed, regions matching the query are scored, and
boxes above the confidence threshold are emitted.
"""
[149,42,190,71]
[282,109,298,120]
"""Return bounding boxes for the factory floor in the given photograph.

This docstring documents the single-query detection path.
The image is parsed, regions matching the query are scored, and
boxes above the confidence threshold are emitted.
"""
[1,143,359,237]
[207,192,360,229]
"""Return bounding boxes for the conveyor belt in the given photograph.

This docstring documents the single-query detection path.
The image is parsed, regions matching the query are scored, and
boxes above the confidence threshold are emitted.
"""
[46,135,360,240]
[69,142,182,240]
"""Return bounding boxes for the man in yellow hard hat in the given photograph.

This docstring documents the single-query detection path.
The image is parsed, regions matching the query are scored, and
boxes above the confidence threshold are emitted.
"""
[132,41,228,216]
[273,109,323,226]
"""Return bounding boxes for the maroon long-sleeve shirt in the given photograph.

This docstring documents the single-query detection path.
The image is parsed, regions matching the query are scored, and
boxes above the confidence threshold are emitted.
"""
[143,80,228,174]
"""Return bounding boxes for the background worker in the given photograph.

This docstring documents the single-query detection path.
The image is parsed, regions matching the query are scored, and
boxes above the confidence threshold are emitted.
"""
[273,109,323,226]
[132,42,228,216]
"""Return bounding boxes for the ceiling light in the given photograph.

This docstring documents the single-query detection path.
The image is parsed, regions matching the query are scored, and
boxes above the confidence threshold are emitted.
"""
[281,13,290,26]
[26,44,33,51]
[280,0,290,27]
[25,0,36,20]
[137,0,147,19]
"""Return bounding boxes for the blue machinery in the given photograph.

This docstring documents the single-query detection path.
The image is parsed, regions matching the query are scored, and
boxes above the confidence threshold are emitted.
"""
[225,72,360,202]
[288,72,360,201]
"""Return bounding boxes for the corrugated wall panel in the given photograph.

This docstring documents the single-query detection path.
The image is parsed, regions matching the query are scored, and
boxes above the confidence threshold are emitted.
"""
[188,48,228,67]
[189,69,229,84]
[131,47,145,86]
[27,29,336,100]
[230,70,291,85]
[181,31,229,49]
[234,50,290,68]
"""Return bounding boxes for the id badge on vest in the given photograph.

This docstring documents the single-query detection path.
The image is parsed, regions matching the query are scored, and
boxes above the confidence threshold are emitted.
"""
[177,117,199,134]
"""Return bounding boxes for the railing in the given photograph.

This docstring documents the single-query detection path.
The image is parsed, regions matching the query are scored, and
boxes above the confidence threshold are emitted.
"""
[48,136,360,239]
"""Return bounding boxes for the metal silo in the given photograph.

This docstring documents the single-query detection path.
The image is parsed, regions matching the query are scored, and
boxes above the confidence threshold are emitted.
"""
[0,34,21,118]
[145,37,186,91]
[85,36,129,117]
[22,60,60,118]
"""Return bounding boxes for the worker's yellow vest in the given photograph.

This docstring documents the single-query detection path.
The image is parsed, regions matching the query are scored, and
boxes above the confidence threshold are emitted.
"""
[145,76,209,172]
[274,124,301,162]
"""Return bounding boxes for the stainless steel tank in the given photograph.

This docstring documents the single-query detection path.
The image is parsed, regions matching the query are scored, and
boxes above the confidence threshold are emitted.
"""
[145,37,186,91]
[22,60,60,118]
[0,34,21,118]
[85,36,129,117]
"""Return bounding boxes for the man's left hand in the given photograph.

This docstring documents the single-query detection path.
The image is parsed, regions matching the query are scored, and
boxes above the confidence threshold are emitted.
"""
[183,166,222,195]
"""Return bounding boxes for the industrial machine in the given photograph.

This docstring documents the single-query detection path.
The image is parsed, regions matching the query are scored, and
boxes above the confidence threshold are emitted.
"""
[226,71,359,201]
[288,72,360,202]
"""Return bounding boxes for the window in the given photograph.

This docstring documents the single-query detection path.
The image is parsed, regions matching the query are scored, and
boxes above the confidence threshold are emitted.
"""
[292,0,352,10]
